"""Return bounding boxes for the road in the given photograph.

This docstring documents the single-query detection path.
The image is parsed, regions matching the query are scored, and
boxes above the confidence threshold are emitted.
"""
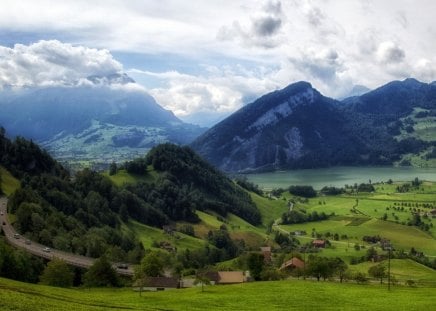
[0,196,133,277]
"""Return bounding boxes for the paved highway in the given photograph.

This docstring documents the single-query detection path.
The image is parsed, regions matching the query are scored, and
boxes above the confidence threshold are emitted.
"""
[0,196,134,277]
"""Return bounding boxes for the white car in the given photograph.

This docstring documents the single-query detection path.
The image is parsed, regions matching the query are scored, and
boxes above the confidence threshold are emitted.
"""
[43,247,51,252]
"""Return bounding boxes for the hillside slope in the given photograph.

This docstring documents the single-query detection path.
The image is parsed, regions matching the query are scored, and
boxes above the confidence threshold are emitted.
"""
[192,79,436,172]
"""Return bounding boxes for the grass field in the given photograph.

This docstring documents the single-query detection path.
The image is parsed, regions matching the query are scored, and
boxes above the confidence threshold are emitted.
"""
[0,166,20,196]
[275,181,436,257]
[349,259,436,285]
[104,168,158,186]
[194,210,270,248]
[127,220,206,250]
[0,276,434,311]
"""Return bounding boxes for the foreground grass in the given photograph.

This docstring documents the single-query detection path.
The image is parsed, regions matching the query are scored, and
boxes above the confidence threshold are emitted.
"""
[0,277,434,311]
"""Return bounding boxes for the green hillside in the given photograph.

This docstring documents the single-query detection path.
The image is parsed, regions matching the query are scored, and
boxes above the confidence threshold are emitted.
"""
[0,166,20,196]
[0,276,434,311]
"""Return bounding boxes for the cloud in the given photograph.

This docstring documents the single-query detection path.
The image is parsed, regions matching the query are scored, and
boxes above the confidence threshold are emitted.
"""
[130,66,278,122]
[376,41,406,64]
[306,7,325,28]
[252,16,282,37]
[0,40,122,88]
[217,0,284,48]
[413,58,436,81]
[291,48,343,83]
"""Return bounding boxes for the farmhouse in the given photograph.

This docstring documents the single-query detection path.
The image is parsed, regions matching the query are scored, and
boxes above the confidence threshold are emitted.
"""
[280,257,305,271]
[312,239,326,248]
[205,271,246,284]
[138,277,179,291]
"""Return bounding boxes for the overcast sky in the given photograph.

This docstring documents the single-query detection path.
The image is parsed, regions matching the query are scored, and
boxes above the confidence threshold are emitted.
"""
[1,0,435,125]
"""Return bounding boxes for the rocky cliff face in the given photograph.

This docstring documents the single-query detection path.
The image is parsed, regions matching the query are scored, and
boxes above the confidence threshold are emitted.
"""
[191,82,356,172]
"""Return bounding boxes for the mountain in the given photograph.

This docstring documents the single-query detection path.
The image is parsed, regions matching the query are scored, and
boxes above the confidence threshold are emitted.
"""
[0,79,205,169]
[340,84,371,99]
[342,78,436,115]
[191,82,359,172]
[192,79,436,172]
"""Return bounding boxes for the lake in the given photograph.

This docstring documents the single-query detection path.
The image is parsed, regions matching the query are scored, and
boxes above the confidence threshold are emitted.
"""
[245,166,436,190]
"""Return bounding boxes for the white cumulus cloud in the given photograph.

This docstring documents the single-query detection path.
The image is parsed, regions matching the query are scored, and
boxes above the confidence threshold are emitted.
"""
[0,40,122,88]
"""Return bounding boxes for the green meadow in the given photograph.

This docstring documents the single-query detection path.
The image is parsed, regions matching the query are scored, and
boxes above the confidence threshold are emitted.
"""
[1,276,435,311]
[0,165,20,196]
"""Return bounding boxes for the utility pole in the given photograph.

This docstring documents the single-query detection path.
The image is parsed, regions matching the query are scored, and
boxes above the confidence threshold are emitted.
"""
[387,244,391,291]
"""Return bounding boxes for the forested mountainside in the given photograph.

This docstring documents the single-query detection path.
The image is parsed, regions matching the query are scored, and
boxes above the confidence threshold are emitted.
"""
[192,79,436,172]
[1,130,260,264]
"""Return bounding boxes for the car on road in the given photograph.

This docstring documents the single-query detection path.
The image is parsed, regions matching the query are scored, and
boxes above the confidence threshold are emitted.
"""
[116,263,129,269]
[14,233,20,239]
[25,239,31,245]
[0,211,4,215]
[43,247,51,252]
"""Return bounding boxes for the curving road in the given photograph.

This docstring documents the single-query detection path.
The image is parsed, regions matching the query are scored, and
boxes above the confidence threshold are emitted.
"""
[0,196,133,277]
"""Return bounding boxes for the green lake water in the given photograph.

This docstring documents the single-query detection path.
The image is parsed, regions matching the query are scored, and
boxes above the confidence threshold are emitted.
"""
[245,166,436,190]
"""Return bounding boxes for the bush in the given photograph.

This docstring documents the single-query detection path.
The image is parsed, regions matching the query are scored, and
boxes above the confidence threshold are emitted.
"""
[353,272,368,284]
[288,185,317,198]
[39,259,74,287]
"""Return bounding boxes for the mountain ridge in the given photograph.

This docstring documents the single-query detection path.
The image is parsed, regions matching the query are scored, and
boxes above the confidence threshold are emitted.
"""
[0,83,206,169]
[192,78,436,172]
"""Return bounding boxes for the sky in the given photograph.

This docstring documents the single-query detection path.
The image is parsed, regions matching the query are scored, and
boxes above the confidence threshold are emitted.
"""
[0,0,436,126]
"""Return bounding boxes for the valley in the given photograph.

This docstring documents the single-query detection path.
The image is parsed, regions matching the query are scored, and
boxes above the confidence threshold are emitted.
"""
[1,3,436,310]
[1,133,435,310]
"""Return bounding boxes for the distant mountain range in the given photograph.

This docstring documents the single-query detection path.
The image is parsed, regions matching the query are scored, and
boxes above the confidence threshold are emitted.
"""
[1,75,435,173]
[192,78,436,172]
[0,75,205,170]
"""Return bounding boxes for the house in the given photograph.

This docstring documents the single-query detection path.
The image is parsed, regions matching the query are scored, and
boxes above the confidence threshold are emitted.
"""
[429,209,436,218]
[280,257,305,271]
[159,241,176,252]
[312,239,326,248]
[162,225,175,235]
[136,277,179,291]
[205,271,246,285]
[260,246,272,263]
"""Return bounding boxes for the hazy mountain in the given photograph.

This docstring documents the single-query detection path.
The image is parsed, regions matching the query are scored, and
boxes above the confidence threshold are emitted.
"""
[340,84,371,100]
[0,79,205,168]
[192,79,436,172]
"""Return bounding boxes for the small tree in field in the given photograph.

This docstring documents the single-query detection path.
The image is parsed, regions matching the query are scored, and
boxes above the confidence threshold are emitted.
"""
[83,256,120,287]
[194,273,211,292]
[353,272,368,284]
[368,263,387,284]
[39,259,74,287]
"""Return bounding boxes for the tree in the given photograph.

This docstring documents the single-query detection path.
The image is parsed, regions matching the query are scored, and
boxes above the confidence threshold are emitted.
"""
[0,170,3,195]
[83,256,120,287]
[288,185,317,198]
[109,162,117,176]
[194,273,211,292]
[139,251,164,277]
[368,263,387,284]
[306,257,335,281]
[353,272,368,284]
[247,253,264,281]
[333,257,348,283]
[39,259,74,287]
